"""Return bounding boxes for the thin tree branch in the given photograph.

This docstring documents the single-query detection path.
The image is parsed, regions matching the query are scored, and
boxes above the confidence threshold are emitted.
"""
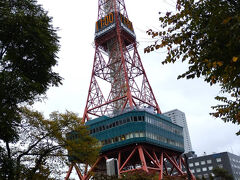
[26,146,62,180]
[15,134,49,179]
[5,141,11,159]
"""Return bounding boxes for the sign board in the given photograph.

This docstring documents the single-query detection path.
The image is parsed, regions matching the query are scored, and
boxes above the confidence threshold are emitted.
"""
[95,12,136,39]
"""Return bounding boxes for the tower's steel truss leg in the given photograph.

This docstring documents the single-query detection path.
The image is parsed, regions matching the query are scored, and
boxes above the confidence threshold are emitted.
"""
[65,144,196,180]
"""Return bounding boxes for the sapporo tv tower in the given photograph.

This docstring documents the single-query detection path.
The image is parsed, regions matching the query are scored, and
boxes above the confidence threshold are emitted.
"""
[65,0,196,179]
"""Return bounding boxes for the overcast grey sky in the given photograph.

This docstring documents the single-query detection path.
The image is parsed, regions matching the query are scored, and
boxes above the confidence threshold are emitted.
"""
[35,0,240,156]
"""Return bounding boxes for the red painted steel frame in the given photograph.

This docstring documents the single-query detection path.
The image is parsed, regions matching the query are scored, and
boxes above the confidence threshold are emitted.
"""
[65,144,196,180]
[82,0,161,123]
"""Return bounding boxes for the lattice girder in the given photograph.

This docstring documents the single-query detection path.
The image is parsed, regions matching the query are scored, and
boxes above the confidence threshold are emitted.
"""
[65,144,196,180]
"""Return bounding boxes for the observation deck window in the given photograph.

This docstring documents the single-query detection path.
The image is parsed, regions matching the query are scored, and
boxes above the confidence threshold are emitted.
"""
[98,129,183,149]
[89,114,183,140]
[134,116,138,121]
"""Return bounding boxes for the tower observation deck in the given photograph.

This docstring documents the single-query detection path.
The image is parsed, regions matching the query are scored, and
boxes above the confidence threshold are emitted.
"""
[65,0,196,179]
[86,110,184,154]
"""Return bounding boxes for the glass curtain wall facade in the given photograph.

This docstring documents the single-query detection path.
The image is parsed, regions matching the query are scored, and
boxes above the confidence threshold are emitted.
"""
[86,110,184,153]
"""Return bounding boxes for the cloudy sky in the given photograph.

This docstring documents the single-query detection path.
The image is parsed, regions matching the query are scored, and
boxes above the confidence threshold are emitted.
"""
[35,0,240,156]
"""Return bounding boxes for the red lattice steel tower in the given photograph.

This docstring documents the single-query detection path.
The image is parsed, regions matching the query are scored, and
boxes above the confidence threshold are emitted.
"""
[82,0,161,123]
[65,1,196,180]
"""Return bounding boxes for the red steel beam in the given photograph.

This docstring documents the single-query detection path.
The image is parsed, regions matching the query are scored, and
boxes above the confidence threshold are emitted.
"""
[85,157,103,180]
[65,164,74,180]
[118,152,121,172]
[142,147,160,168]
[164,152,184,175]
[119,147,137,172]
[159,152,163,180]
[138,146,148,172]
[74,164,84,180]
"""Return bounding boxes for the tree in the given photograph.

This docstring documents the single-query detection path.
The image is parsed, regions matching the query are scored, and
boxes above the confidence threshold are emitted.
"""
[144,0,240,134]
[93,174,119,180]
[0,108,100,179]
[163,176,187,180]
[121,170,157,180]
[211,167,234,180]
[93,170,158,180]
[0,0,62,143]
[93,171,187,180]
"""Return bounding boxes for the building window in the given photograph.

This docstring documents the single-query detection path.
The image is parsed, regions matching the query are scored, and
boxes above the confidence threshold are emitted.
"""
[196,168,201,173]
[189,163,194,167]
[202,167,207,171]
[114,137,118,142]
[130,133,134,138]
[134,132,140,137]
[134,116,138,121]
[195,162,200,166]
[119,120,122,125]
[208,166,213,170]
[207,159,212,164]
[140,132,144,137]
[121,135,126,141]
[216,158,222,162]
[201,160,206,165]
[197,175,202,179]
[190,169,195,173]
[204,174,209,178]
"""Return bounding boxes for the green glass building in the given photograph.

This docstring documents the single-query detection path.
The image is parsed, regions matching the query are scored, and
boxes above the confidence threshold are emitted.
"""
[85,110,184,153]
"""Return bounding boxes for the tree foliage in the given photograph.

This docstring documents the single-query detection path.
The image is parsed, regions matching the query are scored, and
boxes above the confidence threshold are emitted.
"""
[211,167,234,180]
[0,0,62,143]
[93,171,187,180]
[144,0,240,134]
[121,170,158,180]
[0,108,100,179]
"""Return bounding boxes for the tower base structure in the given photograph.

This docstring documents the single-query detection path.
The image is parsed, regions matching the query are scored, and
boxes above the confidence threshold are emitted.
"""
[65,110,196,180]
[65,144,195,180]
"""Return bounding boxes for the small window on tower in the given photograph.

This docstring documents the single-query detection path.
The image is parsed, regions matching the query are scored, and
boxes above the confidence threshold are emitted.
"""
[134,116,137,121]
[138,116,142,121]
